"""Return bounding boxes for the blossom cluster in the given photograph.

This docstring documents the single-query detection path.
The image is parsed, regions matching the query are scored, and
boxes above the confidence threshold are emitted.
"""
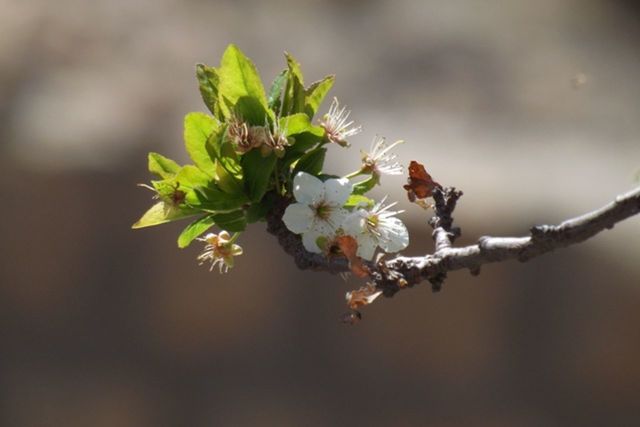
[133,44,413,281]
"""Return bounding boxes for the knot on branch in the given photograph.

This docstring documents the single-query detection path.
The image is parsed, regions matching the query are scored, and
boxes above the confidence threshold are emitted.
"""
[429,187,463,235]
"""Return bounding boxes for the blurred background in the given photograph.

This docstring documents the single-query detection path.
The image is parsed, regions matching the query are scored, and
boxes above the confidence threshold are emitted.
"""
[1,0,639,425]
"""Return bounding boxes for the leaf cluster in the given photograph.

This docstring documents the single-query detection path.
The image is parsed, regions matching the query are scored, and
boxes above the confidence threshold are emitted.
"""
[132,45,338,247]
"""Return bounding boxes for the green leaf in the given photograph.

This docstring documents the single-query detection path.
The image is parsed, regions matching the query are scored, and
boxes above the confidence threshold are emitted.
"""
[281,53,305,115]
[305,75,335,118]
[268,69,288,114]
[176,165,212,189]
[293,147,326,176]
[196,64,222,120]
[148,152,180,179]
[177,215,216,248]
[211,210,247,232]
[352,176,377,195]
[186,185,247,212]
[279,113,324,137]
[218,45,270,123]
[184,113,218,175]
[132,201,197,229]
[245,194,275,223]
[242,149,277,202]
[215,161,243,195]
[281,132,324,170]
[344,194,374,209]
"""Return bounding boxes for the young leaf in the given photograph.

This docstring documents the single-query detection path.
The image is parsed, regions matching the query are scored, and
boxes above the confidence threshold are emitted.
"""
[177,165,212,189]
[281,53,305,116]
[211,210,247,232]
[177,215,216,248]
[268,69,288,114]
[344,194,374,209]
[353,176,377,195]
[132,201,197,229]
[184,113,218,175]
[305,75,335,118]
[280,113,324,137]
[241,149,277,202]
[293,147,326,176]
[215,161,243,195]
[148,152,180,179]
[218,44,270,123]
[186,185,247,212]
[245,194,275,223]
[196,64,222,120]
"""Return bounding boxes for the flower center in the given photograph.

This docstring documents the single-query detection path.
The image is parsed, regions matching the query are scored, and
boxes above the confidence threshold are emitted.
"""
[314,202,332,220]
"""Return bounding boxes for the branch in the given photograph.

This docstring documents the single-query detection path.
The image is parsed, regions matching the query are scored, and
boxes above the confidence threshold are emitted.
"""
[266,186,640,302]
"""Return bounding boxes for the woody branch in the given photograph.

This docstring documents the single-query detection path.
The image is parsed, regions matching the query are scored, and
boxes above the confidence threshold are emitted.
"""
[267,186,640,297]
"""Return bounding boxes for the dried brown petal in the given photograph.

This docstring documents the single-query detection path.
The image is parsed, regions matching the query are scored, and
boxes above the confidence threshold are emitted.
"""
[346,282,383,310]
[403,160,441,202]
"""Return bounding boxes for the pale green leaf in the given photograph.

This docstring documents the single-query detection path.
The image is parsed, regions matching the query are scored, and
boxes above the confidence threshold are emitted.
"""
[177,215,216,248]
[132,201,197,229]
[184,112,218,176]
[304,75,335,118]
[148,152,180,179]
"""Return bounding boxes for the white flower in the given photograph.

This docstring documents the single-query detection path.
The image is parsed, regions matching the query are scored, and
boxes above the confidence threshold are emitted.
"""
[361,136,404,178]
[343,197,409,259]
[282,172,352,253]
[196,231,243,273]
[320,97,362,147]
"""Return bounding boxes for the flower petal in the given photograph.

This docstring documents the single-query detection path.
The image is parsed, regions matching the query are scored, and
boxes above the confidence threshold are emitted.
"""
[293,172,325,204]
[379,217,409,253]
[355,234,377,260]
[282,203,314,233]
[324,177,352,206]
[342,210,366,235]
[302,230,324,253]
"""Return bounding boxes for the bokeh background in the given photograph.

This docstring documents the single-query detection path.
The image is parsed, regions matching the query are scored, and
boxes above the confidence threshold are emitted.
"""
[1,0,640,425]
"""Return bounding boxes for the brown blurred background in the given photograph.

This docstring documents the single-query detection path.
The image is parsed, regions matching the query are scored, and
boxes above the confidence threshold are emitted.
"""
[1,0,640,426]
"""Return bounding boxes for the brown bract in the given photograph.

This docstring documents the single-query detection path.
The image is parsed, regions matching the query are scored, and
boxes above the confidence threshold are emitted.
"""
[403,160,441,202]
[334,235,369,278]
[345,283,382,309]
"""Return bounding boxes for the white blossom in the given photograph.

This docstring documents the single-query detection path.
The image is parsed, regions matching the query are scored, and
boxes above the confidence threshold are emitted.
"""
[343,197,409,259]
[361,136,404,178]
[320,97,362,147]
[282,172,352,253]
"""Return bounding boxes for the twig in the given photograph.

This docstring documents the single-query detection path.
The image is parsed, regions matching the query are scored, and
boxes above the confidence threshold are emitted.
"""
[266,186,640,300]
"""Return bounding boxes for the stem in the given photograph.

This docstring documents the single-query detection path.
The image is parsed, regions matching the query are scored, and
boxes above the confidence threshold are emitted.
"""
[344,168,366,180]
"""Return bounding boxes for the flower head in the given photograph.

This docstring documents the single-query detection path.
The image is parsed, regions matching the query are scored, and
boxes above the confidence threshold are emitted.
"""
[196,231,243,273]
[282,172,353,253]
[260,118,290,158]
[361,136,404,178]
[343,197,409,259]
[320,97,362,147]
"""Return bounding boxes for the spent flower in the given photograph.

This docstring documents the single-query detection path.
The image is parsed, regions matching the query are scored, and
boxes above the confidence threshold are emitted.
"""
[320,97,362,147]
[197,231,243,273]
[361,136,404,178]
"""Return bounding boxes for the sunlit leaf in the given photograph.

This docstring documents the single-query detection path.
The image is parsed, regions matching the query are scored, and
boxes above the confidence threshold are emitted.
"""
[305,75,335,118]
[177,215,216,248]
[184,113,218,175]
[132,201,197,229]
[148,152,180,179]
[218,44,270,123]
[196,64,222,120]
